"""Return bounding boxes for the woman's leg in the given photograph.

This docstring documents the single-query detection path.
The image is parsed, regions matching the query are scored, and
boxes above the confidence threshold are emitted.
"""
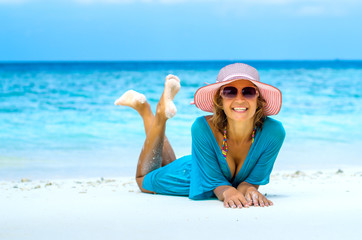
[115,75,180,192]
[115,91,176,167]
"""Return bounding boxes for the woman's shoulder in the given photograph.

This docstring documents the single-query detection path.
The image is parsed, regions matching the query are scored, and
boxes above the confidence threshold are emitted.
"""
[261,117,286,139]
[263,117,283,128]
[191,115,212,129]
[191,115,216,136]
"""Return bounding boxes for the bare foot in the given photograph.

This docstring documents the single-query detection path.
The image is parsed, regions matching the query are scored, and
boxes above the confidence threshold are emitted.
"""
[114,90,146,110]
[159,74,181,119]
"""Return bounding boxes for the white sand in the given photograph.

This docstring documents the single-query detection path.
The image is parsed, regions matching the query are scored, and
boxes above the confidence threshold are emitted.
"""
[1,168,362,240]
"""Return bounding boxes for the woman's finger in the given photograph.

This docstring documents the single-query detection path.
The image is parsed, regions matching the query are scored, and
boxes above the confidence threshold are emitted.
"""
[245,193,252,206]
[224,200,230,208]
[239,196,250,208]
[229,199,237,208]
[224,200,233,208]
[251,192,259,207]
[233,199,243,208]
[226,199,236,208]
[268,199,274,206]
[258,194,265,207]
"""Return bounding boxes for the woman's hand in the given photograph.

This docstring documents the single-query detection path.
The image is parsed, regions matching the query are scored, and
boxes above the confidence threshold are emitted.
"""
[244,186,273,207]
[237,182,273,207]
[222,187,250,208]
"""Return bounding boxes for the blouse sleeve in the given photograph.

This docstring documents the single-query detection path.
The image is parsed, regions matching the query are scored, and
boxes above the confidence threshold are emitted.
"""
[189,117,232,200]
[244,120,286,185]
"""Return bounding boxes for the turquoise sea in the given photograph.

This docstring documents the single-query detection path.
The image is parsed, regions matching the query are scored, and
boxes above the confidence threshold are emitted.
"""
[1,61,361,180]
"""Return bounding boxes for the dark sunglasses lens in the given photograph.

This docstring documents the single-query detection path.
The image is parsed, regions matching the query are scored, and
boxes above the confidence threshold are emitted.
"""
[222,87,238,98]
[242,87,257,98]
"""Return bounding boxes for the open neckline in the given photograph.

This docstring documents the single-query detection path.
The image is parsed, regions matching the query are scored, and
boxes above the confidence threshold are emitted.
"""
[202,116,256,184]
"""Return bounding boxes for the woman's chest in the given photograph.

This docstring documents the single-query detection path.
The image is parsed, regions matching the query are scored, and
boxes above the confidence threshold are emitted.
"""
[224,141,252,179]
[205,116,252,180]
[213,130,252,179]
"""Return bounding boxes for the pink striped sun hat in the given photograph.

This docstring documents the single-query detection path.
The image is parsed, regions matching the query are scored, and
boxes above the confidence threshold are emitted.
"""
[194,63,282,116]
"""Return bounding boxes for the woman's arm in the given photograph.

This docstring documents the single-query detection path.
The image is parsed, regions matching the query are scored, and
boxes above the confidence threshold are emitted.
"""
[189,117,233,200]
[245,119,286,185]
[236,119,285,207]
[214,185,250,208]
[237,181,273,207]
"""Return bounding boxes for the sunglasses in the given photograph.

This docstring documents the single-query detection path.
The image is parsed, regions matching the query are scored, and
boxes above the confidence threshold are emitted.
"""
[220,86,258,99]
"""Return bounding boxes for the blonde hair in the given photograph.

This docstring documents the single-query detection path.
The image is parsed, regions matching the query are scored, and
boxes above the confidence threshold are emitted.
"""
[210,87,267,134]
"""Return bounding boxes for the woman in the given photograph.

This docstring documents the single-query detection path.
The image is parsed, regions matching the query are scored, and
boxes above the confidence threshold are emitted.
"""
[115,63,285,208]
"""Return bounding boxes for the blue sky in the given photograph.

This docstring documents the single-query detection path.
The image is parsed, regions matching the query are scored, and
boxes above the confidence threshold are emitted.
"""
[0,0,361,61]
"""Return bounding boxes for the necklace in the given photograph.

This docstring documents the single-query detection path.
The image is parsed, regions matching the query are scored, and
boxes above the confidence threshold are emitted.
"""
[221,126,256,159]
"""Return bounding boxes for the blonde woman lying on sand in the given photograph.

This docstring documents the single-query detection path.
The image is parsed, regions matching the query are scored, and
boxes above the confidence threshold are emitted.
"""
[115,63,285,208]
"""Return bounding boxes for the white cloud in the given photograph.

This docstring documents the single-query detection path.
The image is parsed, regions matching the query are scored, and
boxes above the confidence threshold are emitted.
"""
[0,0,360,5]
[297,5,325,15]
[1,0,361,17]
[74,0,192,4]
[214,0,362,17]
[0,0,30,4]
[75,0,132,4]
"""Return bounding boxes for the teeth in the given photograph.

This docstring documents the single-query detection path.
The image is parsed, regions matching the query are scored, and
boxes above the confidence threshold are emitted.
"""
[233,107,246,111]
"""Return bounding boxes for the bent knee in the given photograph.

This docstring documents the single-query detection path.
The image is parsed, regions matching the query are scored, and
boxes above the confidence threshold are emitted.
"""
[136,176,155,194]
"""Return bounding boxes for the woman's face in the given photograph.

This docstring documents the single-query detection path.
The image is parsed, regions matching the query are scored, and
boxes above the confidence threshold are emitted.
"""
[220,80,259,123]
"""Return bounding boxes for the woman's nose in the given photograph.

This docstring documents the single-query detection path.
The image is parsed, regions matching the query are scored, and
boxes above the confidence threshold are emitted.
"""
[234,92,246,101]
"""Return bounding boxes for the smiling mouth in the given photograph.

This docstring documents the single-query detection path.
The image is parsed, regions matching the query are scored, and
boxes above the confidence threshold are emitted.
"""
[232,107,248,112]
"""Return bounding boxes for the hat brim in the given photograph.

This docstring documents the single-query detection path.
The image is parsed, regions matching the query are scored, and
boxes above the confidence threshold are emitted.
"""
[194,77,282,116]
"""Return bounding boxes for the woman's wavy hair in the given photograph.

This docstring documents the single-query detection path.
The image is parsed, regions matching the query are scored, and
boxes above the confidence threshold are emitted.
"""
[210,85,267,134]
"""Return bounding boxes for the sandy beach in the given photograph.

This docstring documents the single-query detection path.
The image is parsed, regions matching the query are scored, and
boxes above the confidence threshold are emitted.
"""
[1,168,361,240]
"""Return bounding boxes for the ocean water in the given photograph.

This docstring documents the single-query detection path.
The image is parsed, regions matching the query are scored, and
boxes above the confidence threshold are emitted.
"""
[1,61,361,180]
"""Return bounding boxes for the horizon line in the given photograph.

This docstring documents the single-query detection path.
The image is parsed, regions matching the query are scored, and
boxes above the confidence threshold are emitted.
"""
[1,59,362,63]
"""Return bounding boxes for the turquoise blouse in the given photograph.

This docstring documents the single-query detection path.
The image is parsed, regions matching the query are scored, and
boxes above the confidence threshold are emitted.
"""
[142,116,286,200]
